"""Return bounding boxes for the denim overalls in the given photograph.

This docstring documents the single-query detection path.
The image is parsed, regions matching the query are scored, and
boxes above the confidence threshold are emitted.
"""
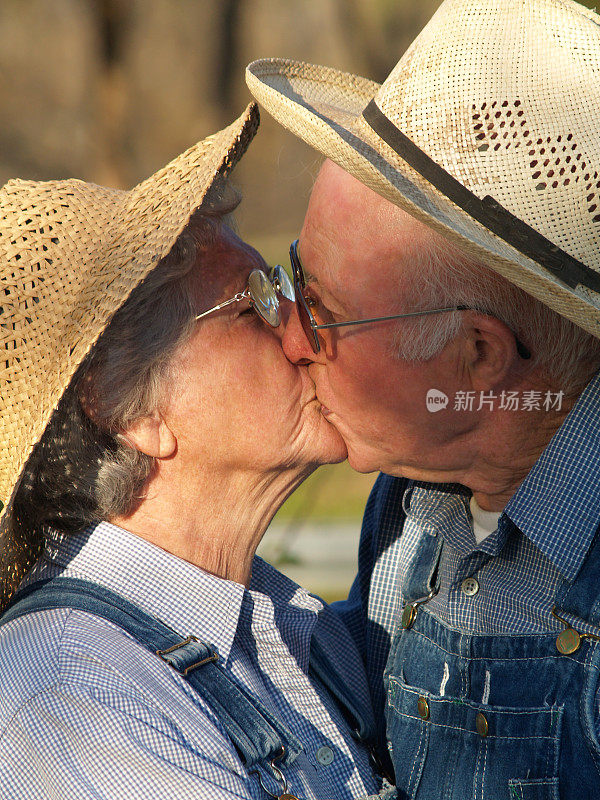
[384,524,600,799]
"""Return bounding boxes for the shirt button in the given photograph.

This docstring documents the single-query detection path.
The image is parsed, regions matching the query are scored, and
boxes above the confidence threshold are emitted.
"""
[461,577,480,597]
[316,746,334,766]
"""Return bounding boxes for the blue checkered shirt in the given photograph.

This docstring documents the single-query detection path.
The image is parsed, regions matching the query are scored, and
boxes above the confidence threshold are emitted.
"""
[335,370,600,735]
[0,522,380,799]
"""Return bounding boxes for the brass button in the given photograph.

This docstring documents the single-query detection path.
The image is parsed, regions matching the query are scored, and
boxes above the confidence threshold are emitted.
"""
[402,604,417,630]
[476,712,488,737]
[556,627,581,654]
[417,696,430,720]
[461,577,480,597]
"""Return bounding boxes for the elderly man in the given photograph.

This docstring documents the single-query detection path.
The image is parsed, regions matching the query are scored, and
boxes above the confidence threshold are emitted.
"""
[247,0,600,796]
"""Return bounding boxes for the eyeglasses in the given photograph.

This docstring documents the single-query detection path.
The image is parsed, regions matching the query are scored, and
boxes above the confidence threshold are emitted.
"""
[195,265,294,327]
[289,239,531,359]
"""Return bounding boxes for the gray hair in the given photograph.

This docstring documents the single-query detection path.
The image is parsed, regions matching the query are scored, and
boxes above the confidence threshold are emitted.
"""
[11,179,239,563]
[393,236,600,395]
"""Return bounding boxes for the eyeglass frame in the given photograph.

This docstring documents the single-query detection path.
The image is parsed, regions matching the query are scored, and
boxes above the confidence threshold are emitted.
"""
[289,239,531,359]
[195,265,293,326]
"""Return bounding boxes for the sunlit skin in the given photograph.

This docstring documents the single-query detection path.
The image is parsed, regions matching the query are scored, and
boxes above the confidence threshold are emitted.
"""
[110,224,347,585]
[280,159,571,511]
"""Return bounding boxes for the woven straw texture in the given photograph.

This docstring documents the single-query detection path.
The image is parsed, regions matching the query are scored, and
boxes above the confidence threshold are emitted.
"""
[0,102,259,525]
[247,0,600,339]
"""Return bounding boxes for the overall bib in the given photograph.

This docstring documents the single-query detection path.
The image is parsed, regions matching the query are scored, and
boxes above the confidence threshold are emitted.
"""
[385,525,600,799]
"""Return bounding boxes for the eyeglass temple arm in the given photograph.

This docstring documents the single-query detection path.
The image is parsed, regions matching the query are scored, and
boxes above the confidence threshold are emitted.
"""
[195,290,251,320]
[312,305,530,358]
[312,306,468,329]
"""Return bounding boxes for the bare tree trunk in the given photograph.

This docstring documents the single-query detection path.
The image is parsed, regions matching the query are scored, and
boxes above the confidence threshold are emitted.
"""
[216,0,243,113]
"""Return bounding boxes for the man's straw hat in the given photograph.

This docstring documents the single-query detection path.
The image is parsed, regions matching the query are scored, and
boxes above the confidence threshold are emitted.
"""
[247,0,600,338]
[0,103,259,549]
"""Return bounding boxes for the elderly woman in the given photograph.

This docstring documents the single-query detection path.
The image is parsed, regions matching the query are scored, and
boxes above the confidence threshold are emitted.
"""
[0,106,386,800]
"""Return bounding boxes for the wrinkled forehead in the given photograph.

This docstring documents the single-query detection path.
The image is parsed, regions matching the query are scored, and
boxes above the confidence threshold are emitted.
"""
[299,160,448,303]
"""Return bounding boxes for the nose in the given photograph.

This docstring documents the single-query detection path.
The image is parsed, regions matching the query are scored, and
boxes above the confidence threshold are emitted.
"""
[279,298,319,366]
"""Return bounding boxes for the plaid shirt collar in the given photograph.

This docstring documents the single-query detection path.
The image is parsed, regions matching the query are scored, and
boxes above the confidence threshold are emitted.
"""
[505,369,600,581]
[38,522,322,665]
[409,370,600,581]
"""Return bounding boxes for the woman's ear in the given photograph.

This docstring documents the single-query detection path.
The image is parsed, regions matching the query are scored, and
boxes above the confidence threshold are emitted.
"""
[79,373,176,459]
[120,412,177,459]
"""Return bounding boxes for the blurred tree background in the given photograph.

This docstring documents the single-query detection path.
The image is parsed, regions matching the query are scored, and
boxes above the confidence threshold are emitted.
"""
[3,0,595,597]
[0,0,444,239]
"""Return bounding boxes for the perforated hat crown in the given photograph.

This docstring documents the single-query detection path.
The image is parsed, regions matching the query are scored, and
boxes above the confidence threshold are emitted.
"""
[0,103,259,522]
[247,0,600,338]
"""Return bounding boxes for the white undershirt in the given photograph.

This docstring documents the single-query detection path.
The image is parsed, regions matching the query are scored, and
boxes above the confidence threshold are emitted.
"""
[470,496,502,544]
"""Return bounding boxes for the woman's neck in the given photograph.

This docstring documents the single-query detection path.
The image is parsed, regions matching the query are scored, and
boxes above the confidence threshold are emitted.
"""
[110,462,316,587]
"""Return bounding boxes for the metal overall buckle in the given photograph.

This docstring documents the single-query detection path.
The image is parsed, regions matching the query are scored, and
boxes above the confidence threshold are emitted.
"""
[551,607,600,654]
[251,747,302,800]
[401,587,439,630]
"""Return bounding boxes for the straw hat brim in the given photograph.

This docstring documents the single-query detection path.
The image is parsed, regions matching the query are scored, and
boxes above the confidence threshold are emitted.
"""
[246,59,600,340]
[0,102,259,540]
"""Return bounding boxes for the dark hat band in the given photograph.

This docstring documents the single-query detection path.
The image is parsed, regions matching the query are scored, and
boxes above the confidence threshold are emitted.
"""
[363,98,600,295]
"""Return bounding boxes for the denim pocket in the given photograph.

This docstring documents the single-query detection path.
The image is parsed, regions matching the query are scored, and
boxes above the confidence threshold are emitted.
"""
[386,676,430,799]
[386,675,562,800]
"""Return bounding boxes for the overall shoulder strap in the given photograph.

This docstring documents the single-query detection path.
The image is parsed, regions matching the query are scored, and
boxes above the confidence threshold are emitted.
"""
[308,635,375,744]
[1,577,303,770]
[309,634,395,782]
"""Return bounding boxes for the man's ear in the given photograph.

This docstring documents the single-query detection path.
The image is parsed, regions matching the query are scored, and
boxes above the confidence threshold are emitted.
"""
[461,313,523,389]
[121,412,177,459]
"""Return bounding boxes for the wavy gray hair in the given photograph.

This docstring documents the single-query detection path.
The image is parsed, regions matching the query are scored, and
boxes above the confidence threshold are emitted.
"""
[393,237,600,395]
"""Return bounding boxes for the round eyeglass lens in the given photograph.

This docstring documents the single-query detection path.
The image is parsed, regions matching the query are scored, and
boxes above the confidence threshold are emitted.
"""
[248,269,280,327]
[270,264,295,302]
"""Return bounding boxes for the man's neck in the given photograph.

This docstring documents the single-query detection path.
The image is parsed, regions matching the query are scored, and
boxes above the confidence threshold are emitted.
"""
[466,402,573,511]
[400,390,576,512]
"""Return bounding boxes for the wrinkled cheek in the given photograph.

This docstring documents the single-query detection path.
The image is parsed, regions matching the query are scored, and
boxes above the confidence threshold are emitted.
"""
[335,378,380,429]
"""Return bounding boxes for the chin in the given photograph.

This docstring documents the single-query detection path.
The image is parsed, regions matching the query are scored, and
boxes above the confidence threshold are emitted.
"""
[309,411,348,465]
[316,438,348,467]
[320,435,348,465]
[329,447,349,465]
[346,448,381,475]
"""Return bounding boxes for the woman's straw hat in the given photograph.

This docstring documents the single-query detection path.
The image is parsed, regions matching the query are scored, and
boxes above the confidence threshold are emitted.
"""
[247,0,600,338]
[0,103,259,545]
